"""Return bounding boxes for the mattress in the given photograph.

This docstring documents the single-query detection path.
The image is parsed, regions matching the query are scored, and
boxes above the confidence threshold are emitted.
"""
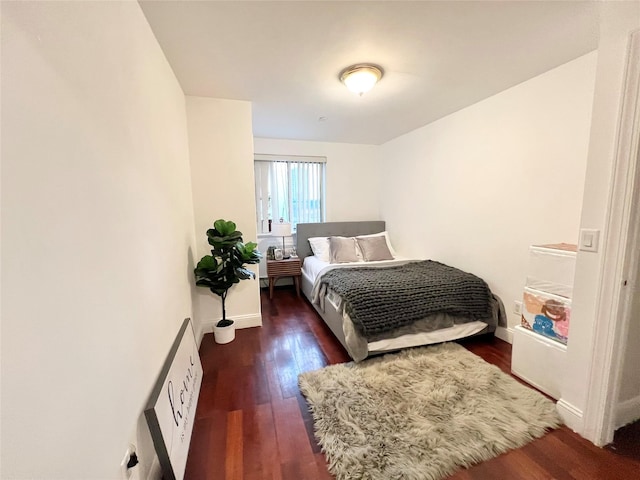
[302,256,492,361]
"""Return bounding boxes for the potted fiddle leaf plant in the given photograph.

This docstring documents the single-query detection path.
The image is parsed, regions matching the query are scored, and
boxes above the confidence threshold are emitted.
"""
[194,219,261,344]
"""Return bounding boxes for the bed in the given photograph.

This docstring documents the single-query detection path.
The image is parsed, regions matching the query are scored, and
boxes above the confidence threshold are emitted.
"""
[296,221,506,361]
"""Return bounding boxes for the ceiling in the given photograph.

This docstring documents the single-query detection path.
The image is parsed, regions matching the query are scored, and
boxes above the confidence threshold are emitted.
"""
[140,1,600,145]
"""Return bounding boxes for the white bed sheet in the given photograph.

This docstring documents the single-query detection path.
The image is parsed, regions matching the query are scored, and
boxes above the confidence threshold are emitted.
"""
[367,321,487,352]
[301,255,404,283]
[303,255,489,360]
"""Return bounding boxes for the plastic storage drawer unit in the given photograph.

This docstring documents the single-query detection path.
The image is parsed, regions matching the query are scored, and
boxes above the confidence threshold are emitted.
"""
[512,325,567,400]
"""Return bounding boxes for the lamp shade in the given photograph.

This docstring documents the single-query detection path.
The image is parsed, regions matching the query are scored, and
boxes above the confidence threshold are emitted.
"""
[340,64,383,96]
[271,222,291,237]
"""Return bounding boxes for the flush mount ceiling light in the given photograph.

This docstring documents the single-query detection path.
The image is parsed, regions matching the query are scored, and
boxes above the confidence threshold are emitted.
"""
[340,64,383,96]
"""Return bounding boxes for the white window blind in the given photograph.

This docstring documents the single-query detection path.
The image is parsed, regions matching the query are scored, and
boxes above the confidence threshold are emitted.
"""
[254,154,326,234]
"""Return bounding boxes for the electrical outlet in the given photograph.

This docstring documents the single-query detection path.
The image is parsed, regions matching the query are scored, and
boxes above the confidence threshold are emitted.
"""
[120,444,136,480]
[513,300,522,316]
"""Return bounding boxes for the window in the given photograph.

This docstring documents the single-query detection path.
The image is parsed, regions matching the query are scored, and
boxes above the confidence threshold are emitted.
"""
[254,154,326,234]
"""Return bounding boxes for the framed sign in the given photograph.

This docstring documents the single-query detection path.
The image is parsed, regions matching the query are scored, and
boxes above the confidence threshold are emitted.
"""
[145,318,203,480]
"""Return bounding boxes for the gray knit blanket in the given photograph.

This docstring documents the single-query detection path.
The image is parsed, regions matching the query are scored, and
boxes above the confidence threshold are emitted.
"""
[318,260,493,340]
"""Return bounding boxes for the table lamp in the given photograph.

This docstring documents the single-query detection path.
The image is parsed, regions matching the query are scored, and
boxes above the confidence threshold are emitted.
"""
[271,221,292,259]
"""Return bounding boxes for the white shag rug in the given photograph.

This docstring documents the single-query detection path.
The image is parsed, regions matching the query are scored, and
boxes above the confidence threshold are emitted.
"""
[298,342,562,480]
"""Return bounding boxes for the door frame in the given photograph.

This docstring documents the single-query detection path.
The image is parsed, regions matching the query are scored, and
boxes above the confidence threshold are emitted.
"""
[583,29,640,446]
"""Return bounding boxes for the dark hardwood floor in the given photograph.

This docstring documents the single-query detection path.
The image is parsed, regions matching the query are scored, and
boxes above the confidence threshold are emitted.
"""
[607,420,640,461]
[185,287,640,480]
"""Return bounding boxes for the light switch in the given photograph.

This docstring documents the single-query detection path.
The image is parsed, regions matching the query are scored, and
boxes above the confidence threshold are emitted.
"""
[580,228,600,252]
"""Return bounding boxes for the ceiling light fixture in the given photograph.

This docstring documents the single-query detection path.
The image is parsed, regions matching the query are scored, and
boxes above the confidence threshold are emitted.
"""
[340,64,383,96]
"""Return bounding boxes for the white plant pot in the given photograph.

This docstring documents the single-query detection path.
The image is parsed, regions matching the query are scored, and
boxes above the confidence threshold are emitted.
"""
[213,321,235,344]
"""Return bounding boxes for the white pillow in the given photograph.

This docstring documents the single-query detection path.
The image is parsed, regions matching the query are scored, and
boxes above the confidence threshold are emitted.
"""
[356,231,397,258]
[308,236,330,262]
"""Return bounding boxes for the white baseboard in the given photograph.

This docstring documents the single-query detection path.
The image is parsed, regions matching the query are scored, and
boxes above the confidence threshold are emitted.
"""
[202,313,262,334]
[557,398,584,433]
[233,313,263,329]
[495,326,513,344]
[615,396,640,429]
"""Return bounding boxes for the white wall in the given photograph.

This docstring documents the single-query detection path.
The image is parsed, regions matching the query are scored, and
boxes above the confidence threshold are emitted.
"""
[186,97,261,332]
[253,138,381,277]
[1,2,196,479]
[379,53,597,334]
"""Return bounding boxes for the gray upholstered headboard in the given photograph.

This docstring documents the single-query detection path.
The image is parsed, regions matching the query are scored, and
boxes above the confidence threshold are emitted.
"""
[296,221,386,259]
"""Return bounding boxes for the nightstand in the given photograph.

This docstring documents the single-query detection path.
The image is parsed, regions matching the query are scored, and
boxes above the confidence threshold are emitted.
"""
[267,258,302,299]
